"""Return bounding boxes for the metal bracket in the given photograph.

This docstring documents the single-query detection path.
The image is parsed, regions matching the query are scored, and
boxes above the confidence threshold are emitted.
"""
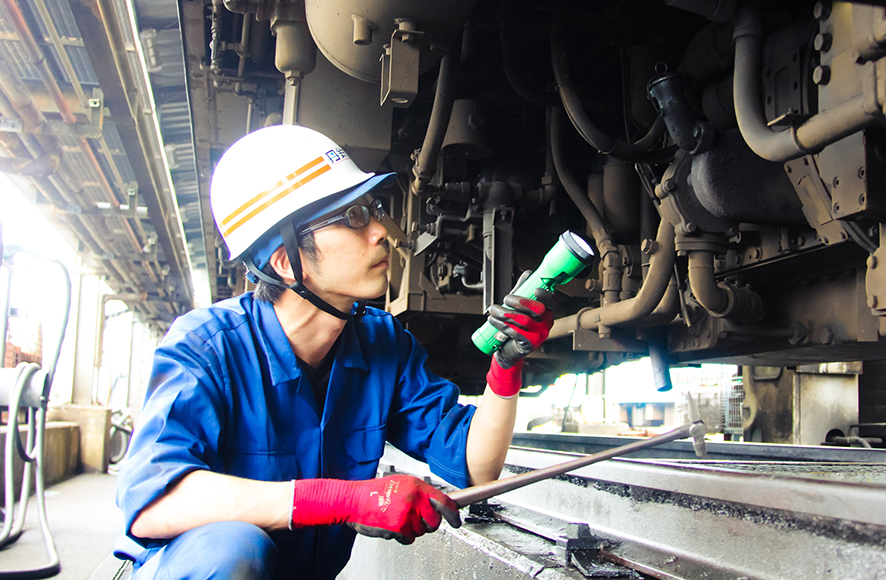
[0,88,105,139]
[767,110,813,128]
[380,20,422,107]
[87,247,158,262]
[866,239,886,316]
[783,154,853,246]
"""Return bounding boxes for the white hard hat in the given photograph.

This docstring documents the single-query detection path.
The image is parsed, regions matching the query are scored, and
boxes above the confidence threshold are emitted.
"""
[210,124,392,260]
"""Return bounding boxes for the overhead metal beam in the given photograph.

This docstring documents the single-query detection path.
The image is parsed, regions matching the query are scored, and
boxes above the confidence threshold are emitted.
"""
[68,0,195,313]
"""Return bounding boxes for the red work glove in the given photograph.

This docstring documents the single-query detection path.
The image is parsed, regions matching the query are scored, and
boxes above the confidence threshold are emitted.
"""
[290,475,461,545]
[485,272,557,398]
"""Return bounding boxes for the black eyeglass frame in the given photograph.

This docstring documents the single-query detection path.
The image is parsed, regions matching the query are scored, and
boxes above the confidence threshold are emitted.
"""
[298,198,385,236]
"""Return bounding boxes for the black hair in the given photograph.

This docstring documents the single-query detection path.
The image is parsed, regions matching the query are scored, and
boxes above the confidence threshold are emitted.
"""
[253,231,318,304]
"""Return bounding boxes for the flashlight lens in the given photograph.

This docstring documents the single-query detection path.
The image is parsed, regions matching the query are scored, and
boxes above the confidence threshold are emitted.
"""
[562,231,594,262]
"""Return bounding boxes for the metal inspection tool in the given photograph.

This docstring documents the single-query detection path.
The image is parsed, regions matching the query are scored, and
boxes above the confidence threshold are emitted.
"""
[449,421,707,508]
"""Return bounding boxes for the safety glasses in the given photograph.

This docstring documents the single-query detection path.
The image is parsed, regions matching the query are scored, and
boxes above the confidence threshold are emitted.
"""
[298,198,385,236]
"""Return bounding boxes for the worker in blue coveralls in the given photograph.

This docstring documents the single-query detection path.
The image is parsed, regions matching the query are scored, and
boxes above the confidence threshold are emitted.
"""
[114,124,556,580]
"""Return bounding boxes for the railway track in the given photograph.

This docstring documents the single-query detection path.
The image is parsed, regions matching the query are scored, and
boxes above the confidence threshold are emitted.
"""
[342,435,886,580]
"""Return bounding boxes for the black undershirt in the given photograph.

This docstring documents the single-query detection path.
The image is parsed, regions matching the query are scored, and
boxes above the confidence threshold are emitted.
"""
[296,338,340,414]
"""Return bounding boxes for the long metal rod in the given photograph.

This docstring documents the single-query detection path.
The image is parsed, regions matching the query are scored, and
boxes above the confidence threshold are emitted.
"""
[450,421,706,508]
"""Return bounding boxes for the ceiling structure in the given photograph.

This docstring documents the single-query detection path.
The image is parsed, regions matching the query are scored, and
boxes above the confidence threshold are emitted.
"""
[0,0,214,332]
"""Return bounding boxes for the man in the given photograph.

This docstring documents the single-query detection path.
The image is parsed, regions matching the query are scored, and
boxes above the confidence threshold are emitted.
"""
[115,125,555,579]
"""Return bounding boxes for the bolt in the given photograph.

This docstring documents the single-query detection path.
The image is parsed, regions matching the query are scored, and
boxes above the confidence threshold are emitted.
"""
[641,239,659,254]
[813,1,831,20]
[813,65,831,85]
[869,295,879,309]
[751,247,761,260]
[814,32,833,52]
[818,327,834,345]
[685,222,698,233]
[869,256,878,269]
[566,523,591,539]
[662,178,677,193]
[833,203,840,213]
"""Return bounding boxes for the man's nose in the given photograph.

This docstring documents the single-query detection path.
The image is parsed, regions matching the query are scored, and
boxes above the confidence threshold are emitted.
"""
[367,217,388,244]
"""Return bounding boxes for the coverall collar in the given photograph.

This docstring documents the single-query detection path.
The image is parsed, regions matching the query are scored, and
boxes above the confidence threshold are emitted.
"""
[253,297,368,387]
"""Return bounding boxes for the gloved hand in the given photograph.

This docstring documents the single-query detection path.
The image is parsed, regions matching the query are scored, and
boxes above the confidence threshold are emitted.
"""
[485,271,557,398]
[291,474,461,545]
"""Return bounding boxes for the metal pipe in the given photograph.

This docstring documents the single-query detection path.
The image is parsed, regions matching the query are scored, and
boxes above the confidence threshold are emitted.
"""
[500,11,558,107]
[687,249,729,314]
[210,0,225,72]
[551,108,611,241]
[732,3,884,162]
[449,421,707,507]
[551,107,622,315]
[550,14,666,160]
[648,73,716,154]
[549,220,675,337]
[641,275,681,326]
[411,43,460,195]
[687,249,765,320]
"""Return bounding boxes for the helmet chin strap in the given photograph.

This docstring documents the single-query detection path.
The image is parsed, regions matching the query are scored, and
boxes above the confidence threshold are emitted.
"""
[243,221,357,320]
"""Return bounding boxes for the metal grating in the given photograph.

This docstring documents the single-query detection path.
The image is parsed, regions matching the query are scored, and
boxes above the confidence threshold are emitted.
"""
[722,378,745,435]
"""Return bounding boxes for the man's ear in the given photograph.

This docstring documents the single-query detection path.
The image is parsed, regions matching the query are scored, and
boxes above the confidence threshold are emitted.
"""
[268,246,295,285]
[268,246,312,285]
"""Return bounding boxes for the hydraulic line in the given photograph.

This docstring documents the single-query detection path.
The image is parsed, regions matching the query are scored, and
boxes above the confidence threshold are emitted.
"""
[687,249,765,321]
[411,42,461,195]
[550,14,666,160]
[500,8,559,108]
[549,220,676,337]
[550,107,622,307]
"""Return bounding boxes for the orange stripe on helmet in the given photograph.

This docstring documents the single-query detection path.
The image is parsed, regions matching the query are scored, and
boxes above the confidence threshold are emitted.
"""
[220,156,326,228]
[221,163,332,239]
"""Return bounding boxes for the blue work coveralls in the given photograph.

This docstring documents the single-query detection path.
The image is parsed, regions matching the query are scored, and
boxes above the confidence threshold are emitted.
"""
[114,293,476,579]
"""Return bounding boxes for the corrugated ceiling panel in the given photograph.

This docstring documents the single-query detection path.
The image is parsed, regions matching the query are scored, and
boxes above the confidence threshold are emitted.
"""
[0,39,41,80]
[64,45,99,85]
[26,0,82,39]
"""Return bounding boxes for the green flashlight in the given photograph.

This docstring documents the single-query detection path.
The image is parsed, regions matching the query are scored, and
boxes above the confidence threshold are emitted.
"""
[472,230,595,355]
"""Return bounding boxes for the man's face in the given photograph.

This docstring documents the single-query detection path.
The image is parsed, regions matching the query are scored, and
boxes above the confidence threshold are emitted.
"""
[299,201,390,307]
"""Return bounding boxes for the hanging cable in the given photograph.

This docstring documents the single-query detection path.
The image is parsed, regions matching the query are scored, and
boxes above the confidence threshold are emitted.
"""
[550,12,666,160]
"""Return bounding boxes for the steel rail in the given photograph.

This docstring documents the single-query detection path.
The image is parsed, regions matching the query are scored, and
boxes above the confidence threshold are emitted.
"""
[449,421,707,507]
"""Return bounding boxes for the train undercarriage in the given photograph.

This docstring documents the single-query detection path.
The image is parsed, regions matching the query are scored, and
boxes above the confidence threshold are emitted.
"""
[184,1,886,576]
[184,0,886,397]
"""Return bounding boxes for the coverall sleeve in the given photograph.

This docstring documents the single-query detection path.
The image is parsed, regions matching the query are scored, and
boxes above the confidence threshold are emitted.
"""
[386,322,476,489]
[115,325,228,545]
